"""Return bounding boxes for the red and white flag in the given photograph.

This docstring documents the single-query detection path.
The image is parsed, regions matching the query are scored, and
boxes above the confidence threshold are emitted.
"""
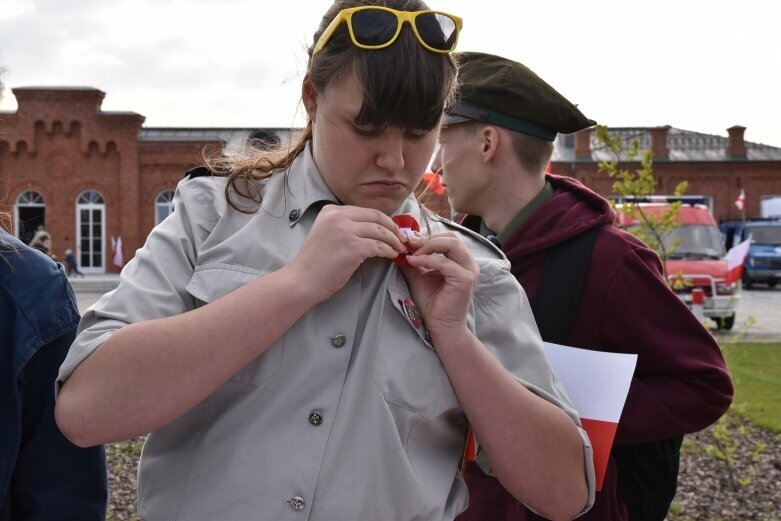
[111,236,124,270]
[725,235,751,284]
[734,189,746,212]
[543,342,637,491]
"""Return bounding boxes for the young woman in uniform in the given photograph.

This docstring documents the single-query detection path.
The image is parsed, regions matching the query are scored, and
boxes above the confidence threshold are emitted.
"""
[55,2,594,519]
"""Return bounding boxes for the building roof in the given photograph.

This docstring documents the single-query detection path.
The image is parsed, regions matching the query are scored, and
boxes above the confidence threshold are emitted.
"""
[139,127,303,154]
[139,127,289,142]
[12,86,104,92]
[552,126,781,162]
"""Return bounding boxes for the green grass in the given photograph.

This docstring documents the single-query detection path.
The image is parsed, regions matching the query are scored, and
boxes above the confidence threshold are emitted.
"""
[721,343,781,432]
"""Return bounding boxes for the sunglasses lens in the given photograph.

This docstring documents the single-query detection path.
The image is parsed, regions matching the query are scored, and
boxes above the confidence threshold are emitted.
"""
[415,13,458,51]
[351,9,399,46]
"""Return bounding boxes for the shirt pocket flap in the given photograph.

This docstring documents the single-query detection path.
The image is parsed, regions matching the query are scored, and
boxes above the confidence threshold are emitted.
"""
[185,263,264,305]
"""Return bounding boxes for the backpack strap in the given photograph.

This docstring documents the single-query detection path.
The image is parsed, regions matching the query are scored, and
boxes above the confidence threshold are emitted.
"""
[531,227,599,344]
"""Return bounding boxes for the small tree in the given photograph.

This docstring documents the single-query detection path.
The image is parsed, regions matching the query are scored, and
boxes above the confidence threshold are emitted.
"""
[594,125,688,279]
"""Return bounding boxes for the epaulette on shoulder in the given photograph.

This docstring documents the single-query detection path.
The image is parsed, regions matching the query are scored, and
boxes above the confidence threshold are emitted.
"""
[184,166,213,180]
[429,214,504,257]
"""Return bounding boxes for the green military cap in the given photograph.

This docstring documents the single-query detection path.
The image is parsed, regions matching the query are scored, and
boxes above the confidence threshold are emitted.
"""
[445,52,595,141]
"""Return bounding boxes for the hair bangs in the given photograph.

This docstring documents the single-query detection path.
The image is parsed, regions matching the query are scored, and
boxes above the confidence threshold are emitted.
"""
[353,27,455,131]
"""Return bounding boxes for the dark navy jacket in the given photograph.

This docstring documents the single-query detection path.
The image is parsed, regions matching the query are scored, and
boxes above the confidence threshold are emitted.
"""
[1,231,107,521]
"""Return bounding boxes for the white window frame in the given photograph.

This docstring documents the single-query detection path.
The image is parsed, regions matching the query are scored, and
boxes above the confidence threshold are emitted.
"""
[155,189,175,225]
[76,190,106,274]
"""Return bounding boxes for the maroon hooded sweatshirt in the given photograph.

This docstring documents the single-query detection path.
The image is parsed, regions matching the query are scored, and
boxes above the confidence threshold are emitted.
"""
[458,174,733,521]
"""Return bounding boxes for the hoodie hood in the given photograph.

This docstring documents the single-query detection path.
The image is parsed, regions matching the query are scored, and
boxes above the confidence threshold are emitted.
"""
[501,174,616,260]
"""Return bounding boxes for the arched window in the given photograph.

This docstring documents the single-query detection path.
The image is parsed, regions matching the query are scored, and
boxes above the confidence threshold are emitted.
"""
[78,190,105,205]
[76,190,106,272]
[155,190,175,225]
[17,190,45,205]
[15,190,46,244]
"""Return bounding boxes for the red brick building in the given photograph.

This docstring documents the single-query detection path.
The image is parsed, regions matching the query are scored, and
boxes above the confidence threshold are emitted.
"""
[549,125,781,222]
[2,87,780,272]
[0,87,295,272]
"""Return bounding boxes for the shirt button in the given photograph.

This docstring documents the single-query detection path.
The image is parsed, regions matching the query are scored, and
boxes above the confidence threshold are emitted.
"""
[287,496,305,511]
[330,334,346,348]
[289,208,301,222]
[308,411,323,426]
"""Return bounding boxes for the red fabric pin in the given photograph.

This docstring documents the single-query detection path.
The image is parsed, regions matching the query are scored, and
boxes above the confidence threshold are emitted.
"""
[402,298,423,328]
[391,214,420,266]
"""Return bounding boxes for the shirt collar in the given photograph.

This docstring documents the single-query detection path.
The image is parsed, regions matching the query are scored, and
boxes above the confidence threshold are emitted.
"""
[482,180,554,246]
[261,142,338,226]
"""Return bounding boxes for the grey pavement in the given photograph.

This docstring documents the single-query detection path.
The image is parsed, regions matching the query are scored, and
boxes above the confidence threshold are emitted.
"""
[70,274,781,343]
[70,273,120,314]
[715,286,781,343]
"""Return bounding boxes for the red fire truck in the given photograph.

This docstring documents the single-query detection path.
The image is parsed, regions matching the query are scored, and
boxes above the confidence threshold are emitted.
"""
[615,197,738,330]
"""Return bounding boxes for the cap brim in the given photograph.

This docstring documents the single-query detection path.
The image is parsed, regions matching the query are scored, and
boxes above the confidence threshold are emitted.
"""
[442,113,473,127]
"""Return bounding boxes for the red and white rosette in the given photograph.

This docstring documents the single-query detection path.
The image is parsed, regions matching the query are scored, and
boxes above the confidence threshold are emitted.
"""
[391,214,420,266]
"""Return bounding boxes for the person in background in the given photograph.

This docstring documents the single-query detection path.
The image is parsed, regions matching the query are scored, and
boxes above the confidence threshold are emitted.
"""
[64,248,85,278]
[54,3,596,520]
[27,230,51,257]
[433,51,733,521]
[1,211,107,521]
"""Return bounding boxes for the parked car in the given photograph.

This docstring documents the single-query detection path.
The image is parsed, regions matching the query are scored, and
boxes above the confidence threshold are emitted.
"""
[615,197,738,330]
[720,219,781,288]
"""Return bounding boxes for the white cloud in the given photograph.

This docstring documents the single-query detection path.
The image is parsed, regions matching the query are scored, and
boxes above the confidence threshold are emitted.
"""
[1,0,780,145]
[0,0,34,22]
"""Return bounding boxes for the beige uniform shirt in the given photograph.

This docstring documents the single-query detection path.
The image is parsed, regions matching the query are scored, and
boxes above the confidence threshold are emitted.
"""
[58,145,595,521]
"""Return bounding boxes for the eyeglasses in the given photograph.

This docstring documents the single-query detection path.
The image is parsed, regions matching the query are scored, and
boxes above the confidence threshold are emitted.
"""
[312,6,462,57]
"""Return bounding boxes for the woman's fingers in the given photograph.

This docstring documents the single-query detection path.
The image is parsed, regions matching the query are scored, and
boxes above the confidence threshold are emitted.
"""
[400,233,479,337]
[288,206,412,303]
[408,233,479,276]
[319,205,409,254]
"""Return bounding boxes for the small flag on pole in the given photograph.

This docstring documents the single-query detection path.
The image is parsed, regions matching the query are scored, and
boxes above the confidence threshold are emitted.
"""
[725,235,751,284]
[734,189,746,212]
[543,342,637,491]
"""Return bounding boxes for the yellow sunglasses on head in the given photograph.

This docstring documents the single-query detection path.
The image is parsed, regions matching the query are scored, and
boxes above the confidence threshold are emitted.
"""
[312,6,462,57]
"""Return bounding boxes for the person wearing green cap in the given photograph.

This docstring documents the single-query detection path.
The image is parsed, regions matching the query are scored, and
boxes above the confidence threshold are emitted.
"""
[434,52,733,521]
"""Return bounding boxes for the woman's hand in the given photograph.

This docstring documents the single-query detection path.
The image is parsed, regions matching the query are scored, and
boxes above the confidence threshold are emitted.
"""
[286,204,409,303]
[400,232,479,341]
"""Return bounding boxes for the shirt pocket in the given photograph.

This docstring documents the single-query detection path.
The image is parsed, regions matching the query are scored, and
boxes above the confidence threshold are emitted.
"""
[185,263,285,389]
[373,271,461,421]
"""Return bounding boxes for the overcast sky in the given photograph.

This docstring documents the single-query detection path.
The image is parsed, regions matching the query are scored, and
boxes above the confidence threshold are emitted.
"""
[2,0,780,146]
